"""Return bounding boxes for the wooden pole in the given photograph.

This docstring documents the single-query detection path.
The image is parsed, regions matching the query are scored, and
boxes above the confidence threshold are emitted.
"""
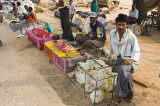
[133,75,149,88]
[59,7,73,41]
[158,0,160,14]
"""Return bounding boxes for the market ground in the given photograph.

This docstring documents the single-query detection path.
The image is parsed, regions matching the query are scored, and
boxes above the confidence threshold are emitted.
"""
[0,0,160,106]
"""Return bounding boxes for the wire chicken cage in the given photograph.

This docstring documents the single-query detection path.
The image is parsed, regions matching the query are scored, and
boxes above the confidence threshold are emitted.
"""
[66,50,117,106]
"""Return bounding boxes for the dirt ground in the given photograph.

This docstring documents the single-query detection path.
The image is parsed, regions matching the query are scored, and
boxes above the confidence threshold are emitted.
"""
[0,0,160,106]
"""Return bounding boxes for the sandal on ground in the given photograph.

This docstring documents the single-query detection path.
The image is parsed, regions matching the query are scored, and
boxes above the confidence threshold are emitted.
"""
[124,97,132,103]
[107,100,122,106]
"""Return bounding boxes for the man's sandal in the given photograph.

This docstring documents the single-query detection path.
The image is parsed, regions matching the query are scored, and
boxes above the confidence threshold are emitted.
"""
[124,97,132,103]
[107,100,122,106]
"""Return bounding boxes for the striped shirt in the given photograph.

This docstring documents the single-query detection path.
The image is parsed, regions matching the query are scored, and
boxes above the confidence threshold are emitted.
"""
[90,21,106,41]
[109,28,140,64]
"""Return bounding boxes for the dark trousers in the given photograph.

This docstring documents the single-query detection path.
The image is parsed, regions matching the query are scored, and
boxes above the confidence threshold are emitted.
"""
[114,57,134,99]
[76,34,104,49]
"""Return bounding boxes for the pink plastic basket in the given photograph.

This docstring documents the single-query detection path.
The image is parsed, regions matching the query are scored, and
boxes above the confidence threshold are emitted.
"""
[54,52,82,73]
[54,52,66,73]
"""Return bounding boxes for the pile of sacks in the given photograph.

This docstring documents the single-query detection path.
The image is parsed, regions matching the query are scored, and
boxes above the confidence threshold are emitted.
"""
[68,59,117,103]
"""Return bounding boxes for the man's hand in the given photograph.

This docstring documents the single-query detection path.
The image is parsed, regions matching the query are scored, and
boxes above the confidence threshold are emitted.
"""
[123,59,134,65]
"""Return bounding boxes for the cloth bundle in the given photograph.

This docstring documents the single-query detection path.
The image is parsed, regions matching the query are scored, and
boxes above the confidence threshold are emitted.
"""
[32,28,51,38]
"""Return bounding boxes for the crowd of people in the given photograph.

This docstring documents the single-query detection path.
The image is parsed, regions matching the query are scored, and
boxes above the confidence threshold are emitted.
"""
[0,0,37,46]
[67,0,139,49]
[0,0,36,23]
[0,0,141,105]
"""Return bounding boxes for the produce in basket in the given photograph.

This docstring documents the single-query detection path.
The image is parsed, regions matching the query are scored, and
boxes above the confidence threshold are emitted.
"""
[9,23,20,30]
[54,41,73,53]
[3,13,15,20]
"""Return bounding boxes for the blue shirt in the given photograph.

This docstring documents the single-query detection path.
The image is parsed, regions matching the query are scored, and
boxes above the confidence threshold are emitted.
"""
[129,9,139,19]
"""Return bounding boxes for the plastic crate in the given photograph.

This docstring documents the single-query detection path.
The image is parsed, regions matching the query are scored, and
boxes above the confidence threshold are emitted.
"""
[54,52,83,73]
[44,44,54,62]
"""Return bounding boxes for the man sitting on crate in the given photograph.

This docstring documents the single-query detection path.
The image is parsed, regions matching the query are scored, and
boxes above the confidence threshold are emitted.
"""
[108,14,140,105]
[128,4,139,24]
[76,12,106,49]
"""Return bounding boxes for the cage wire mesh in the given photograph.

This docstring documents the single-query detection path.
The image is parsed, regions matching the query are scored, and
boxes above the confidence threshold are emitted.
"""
[66,50,118,105]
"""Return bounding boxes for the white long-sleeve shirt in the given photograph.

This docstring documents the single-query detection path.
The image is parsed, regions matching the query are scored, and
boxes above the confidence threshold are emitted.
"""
[84,17,91,34]
[72,14,81,23]
[109,28,140,64]
[17,5,26,14]
[98,17,105,25]
[68,4,75,14]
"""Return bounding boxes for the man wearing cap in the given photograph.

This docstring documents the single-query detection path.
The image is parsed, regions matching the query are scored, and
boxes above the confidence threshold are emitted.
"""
[76,12,106,49]
[72,11,82,27]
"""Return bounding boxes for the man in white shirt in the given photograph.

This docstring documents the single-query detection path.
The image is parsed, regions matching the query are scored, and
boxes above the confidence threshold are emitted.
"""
[68,0,75,21]
[98,13,106,25]
[17,2,26,16]
[128,4,139,24]
[72,11,82,27]
[84,13,91,34]
[108,14,140,105]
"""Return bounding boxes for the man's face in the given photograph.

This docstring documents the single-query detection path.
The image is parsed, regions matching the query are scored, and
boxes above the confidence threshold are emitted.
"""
[78,12,81,16]
[24,6,28,10]
[90,17,97,24]
[28,8,32,12]
[116,21,128,34]
[94,0,96,2]
[132,5,136,10]
[69,1,72,4]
